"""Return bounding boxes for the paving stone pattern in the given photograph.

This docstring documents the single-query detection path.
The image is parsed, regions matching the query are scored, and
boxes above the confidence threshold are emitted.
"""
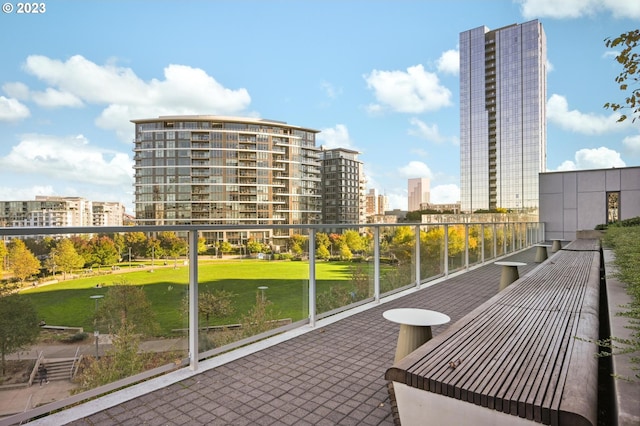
[67,249,539,425]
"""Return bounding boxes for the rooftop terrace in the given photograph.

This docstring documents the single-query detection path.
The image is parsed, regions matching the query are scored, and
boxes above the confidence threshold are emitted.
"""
[21,247,541,426]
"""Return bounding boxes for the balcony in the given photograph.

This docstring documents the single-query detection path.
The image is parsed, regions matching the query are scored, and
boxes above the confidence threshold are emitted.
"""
[0,222,546,424]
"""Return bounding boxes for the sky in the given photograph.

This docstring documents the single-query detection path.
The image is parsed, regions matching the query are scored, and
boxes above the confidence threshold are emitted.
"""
[1,0,639,214]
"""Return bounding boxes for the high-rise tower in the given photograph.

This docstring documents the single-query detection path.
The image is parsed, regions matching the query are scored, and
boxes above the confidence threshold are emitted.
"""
[459,20,547,213]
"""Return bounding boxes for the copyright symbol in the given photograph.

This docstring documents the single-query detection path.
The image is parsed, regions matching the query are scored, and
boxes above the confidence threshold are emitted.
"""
[2,3,13,13]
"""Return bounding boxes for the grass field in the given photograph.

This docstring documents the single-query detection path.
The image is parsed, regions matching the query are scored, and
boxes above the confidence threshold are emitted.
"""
[18,259,367,336]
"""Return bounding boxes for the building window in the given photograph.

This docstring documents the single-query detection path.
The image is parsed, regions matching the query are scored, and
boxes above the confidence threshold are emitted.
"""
[607,191,620,224]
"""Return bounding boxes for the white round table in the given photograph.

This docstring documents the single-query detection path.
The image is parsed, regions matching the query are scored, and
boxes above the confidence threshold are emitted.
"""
[495,261,527,289]
[383,308,450,362]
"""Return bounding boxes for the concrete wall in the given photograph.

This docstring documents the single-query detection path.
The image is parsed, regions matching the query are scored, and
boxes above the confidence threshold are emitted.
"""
[540,166,640,241]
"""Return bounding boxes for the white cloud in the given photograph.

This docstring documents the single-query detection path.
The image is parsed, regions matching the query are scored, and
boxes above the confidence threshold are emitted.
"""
[554,147,626,171]
[0,133,134,186]
[547,94,629,134]
[622,135,640,156]
[15,55,252,141]
[364,64,452,114]
[408,118,458,145]
[385,192,407,211]
[0,185,56,200]
[398,161,433,179]
[32,88,84,108]
[317,124,355,150]
[431,184,460,204]
[2,82,30,100]
[0,96,30,122]
[518,0,640,19]
[436,49,459,75]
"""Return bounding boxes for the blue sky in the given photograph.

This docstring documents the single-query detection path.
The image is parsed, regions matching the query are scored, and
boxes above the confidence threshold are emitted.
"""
[1,0,639,214]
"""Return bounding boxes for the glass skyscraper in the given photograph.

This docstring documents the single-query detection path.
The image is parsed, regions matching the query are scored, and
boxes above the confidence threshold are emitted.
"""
[459,20,547,213]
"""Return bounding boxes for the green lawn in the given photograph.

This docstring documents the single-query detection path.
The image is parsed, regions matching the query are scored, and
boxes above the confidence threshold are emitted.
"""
[19,259,365,336]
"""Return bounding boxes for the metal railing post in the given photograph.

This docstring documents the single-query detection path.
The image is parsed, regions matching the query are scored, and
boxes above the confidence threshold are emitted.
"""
[464,224,469,270]
[308,229,316,327]
[415,225,421,287]
[188,230,199,371]
[374,227,380,302]
[493,223,497,259]
[444,224,449,277]
[481,223,485,263]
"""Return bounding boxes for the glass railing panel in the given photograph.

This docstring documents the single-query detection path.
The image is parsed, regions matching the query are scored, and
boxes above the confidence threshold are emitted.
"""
[447,224,467,273]
[468,224,482,266]
[419,224,445,282]
[197,238,309,351]
[379,225,416,295]
[505,223,514,253]
[14,231,190,397]
[483,224,495,262]
[316,226,375,316]
[496,224,506,257]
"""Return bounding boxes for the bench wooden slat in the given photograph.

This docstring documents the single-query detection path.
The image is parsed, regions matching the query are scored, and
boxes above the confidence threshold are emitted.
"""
[386,241,601,426]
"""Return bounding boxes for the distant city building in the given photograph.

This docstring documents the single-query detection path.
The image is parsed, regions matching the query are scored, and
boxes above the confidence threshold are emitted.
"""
[460,20,547,213]
[365,188,389,218]
[92,201,126,227]
[319,147,365,227]
[408,178,430,211]
[419,202,462,214]
[0,196,124,228]
[131,115,321,249]
[385,209,407,222]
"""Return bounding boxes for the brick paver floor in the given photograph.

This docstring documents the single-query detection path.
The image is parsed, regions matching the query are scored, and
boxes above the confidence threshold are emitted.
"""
[58,249,540,425]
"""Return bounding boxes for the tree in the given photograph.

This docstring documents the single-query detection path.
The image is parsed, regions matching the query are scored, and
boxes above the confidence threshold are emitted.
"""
[74,321,144,391]
[197,236,207,254]
[96,280,159,336]
[87,236,120,267]
[288,234,307,256]
[0,294,39,375]
[317,244,331,260]
[0,240,7,273]
[158,232,187,268]
[246,239,265,255]
[194,289,235,329]
[604,29,640,123]
[316,232,330,250]
[51,239,85,280]
[145,236,162,262]
[343,230,365,254]
[123,232,147,258]
[6,239,41,284]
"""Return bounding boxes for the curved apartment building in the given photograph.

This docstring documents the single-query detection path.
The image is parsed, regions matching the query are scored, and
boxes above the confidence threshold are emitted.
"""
[131,115,321,247]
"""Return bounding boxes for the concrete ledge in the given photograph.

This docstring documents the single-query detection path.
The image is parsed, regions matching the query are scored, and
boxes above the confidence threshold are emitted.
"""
[603,250,640,426]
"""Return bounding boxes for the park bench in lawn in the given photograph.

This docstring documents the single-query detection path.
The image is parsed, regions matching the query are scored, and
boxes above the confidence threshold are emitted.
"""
[386,239,602,426]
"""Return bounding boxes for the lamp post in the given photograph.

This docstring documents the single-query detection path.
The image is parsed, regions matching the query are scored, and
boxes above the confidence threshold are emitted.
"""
[89,295,104,358]
[258,286,268,302]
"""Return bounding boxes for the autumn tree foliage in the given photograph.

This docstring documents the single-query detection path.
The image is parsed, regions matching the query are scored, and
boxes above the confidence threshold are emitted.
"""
[49,238,85,279]
[604,29,640,123]
[6,239,41,284]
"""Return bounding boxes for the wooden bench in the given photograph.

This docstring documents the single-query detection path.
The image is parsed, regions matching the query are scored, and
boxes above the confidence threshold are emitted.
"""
[386,239,601,426]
